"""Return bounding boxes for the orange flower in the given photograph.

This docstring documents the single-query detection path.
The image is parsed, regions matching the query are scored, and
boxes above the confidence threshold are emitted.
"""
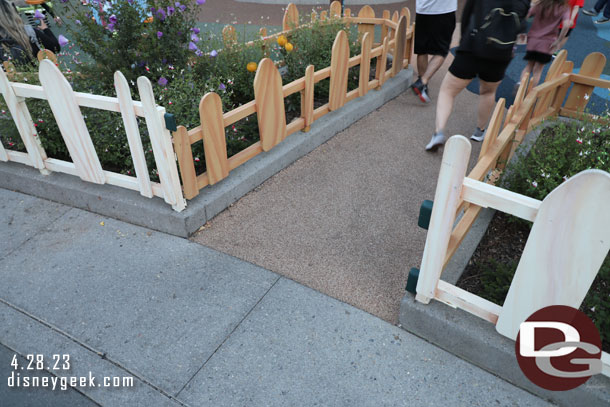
[277,35,287,47]
[144,16,154,24]
[247,62,258,72]
[285,42,293,52]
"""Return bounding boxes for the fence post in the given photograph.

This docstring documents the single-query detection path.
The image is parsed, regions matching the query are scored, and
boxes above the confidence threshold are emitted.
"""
[39,60,105,183]
[478,98,505,162]
[114,71,153,198]
[222,25,237,46]
[283,3,299,31]
[381,10,390,40]
[551,60,574,113]
[200,92,229,185]
[359,32,372,97]
[0,61,48,171]
[137,76,186,211]
[254,58,287,152]
[415,136,471,304]
[563,52,606,113]
[392,16,407,77]
[330,1,342,18]
[301,65,315,131]
[329,30,349,111]
[532,50,566,118]
[357,6,375,42]
[376,37,389,88]
[173,126,198,200]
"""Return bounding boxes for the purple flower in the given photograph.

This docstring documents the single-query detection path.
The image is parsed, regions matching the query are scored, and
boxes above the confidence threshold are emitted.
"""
[192,27,200,34]
[58,35,69,47]
[196,0,205,4]
[150,7,155,13]
[158,77,168,86]
[127,0,133,4]
[195,50,203,57]
[157,31,163,39]
[188,42,198,51]
[218,83,226,91]
[156,9,166,21]
[210,49,218,57]
[179,4,186,11]
[75,19,81,25]
[167,6,175,16]
[190,33,199,42]
[108,14,117,24]
[34,10,44,19]
[107,23,115,31]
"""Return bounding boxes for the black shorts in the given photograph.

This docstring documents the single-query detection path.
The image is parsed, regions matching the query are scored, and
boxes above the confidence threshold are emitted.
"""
[524,51,552,64]
[414,12,456,57]
[449,51,510,83]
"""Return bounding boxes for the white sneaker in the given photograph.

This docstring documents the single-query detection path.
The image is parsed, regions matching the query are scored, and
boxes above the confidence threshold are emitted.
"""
[425,133,446,151]
[470,127,485,142]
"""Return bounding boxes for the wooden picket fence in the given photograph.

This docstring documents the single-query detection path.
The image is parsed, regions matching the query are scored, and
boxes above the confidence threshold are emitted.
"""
[0,60,186,211]
[173,2,415,199]
[413,50,610,377]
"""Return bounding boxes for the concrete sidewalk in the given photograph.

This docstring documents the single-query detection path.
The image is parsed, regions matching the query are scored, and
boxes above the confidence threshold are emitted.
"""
[0,189,551,406]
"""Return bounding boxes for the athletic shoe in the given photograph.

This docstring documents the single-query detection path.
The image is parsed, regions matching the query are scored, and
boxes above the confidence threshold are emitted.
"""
[582,8,599,16]
[594,17,610,24]
[471,127,486,142]
[425,133,446,151]
[412,78,431,103]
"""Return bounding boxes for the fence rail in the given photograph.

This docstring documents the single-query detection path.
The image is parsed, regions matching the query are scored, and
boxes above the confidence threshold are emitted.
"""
[174,2,415,200]
[413,50,610,377]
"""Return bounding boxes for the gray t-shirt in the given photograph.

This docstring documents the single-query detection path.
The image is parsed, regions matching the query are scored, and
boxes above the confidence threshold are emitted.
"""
[416,0,457,15]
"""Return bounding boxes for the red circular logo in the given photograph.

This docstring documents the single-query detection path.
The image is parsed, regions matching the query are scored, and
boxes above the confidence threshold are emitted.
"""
[515,305,602,391]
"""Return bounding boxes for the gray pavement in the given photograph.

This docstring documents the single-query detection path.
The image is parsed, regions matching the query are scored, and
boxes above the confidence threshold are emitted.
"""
[0,188,552,406]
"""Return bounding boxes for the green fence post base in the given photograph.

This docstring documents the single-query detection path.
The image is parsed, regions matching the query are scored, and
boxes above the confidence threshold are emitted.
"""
[164,113,177,132]
[405,267,419,294]
[418,200,433,230]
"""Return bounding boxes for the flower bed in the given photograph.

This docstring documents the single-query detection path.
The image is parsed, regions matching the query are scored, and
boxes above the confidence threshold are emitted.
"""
[457,116,610,351]
[0,1,382,182]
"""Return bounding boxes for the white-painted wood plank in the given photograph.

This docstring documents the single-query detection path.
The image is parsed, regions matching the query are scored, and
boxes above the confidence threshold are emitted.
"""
[11,83,145,116]
[461,177,541,222]
[7,150,32,166]
[0,64,47,170]
[39,60,105,184]
[137,76,186,212]
[602,352,610,377]
[0,139,7,161]
[436,280,502,324]
[416,136,472,303]
[496,170,610,339]
[114,71,153,198]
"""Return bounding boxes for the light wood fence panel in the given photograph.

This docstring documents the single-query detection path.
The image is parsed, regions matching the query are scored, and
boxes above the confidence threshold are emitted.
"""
[563,52,606,113]
[359,32,372,97]
[173,125,198,199]
[416,136,471,304]
[478,98,505,161]
[330,1,342,18]
[199,92,229,185]
[532,50,566,118]
[39,60,105,184]
[377,37,389,87]
[0,62,47,170]
[222,25,237,45]
[381,10,390,40]
[392,16,407,76]
[496,170,610,339]
[551,60,574,113]
[254,58,287,151]
[283,3,299,31]
[301,65,315,130]
[329,30,349,111]
[114,71,153,198]
[137,76,185,211]
[357,6,375,41]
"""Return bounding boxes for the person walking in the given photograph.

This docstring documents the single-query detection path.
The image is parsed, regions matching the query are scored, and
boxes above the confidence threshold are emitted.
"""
[0,0,60,65]
[555,0,584,50]
[583,0,610,24]
[410,0,457,103]
[425,0,529,151]
[519,0,571,91]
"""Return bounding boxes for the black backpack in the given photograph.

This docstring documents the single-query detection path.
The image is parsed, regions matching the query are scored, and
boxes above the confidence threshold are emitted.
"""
[0,38,30,66]
[470,4,521,60]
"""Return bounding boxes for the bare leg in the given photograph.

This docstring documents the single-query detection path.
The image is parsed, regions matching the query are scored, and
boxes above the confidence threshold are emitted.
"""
[435,72,472,134]
[530,62,545,88]
[520,60,535,83]
[421,55,446,85]
[477,79,502,130]
[417,54,429,78]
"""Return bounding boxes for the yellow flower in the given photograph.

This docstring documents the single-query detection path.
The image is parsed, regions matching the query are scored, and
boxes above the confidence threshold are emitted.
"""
[285,42,293,52]
[277,35,287,47]
[247,62,258,72]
